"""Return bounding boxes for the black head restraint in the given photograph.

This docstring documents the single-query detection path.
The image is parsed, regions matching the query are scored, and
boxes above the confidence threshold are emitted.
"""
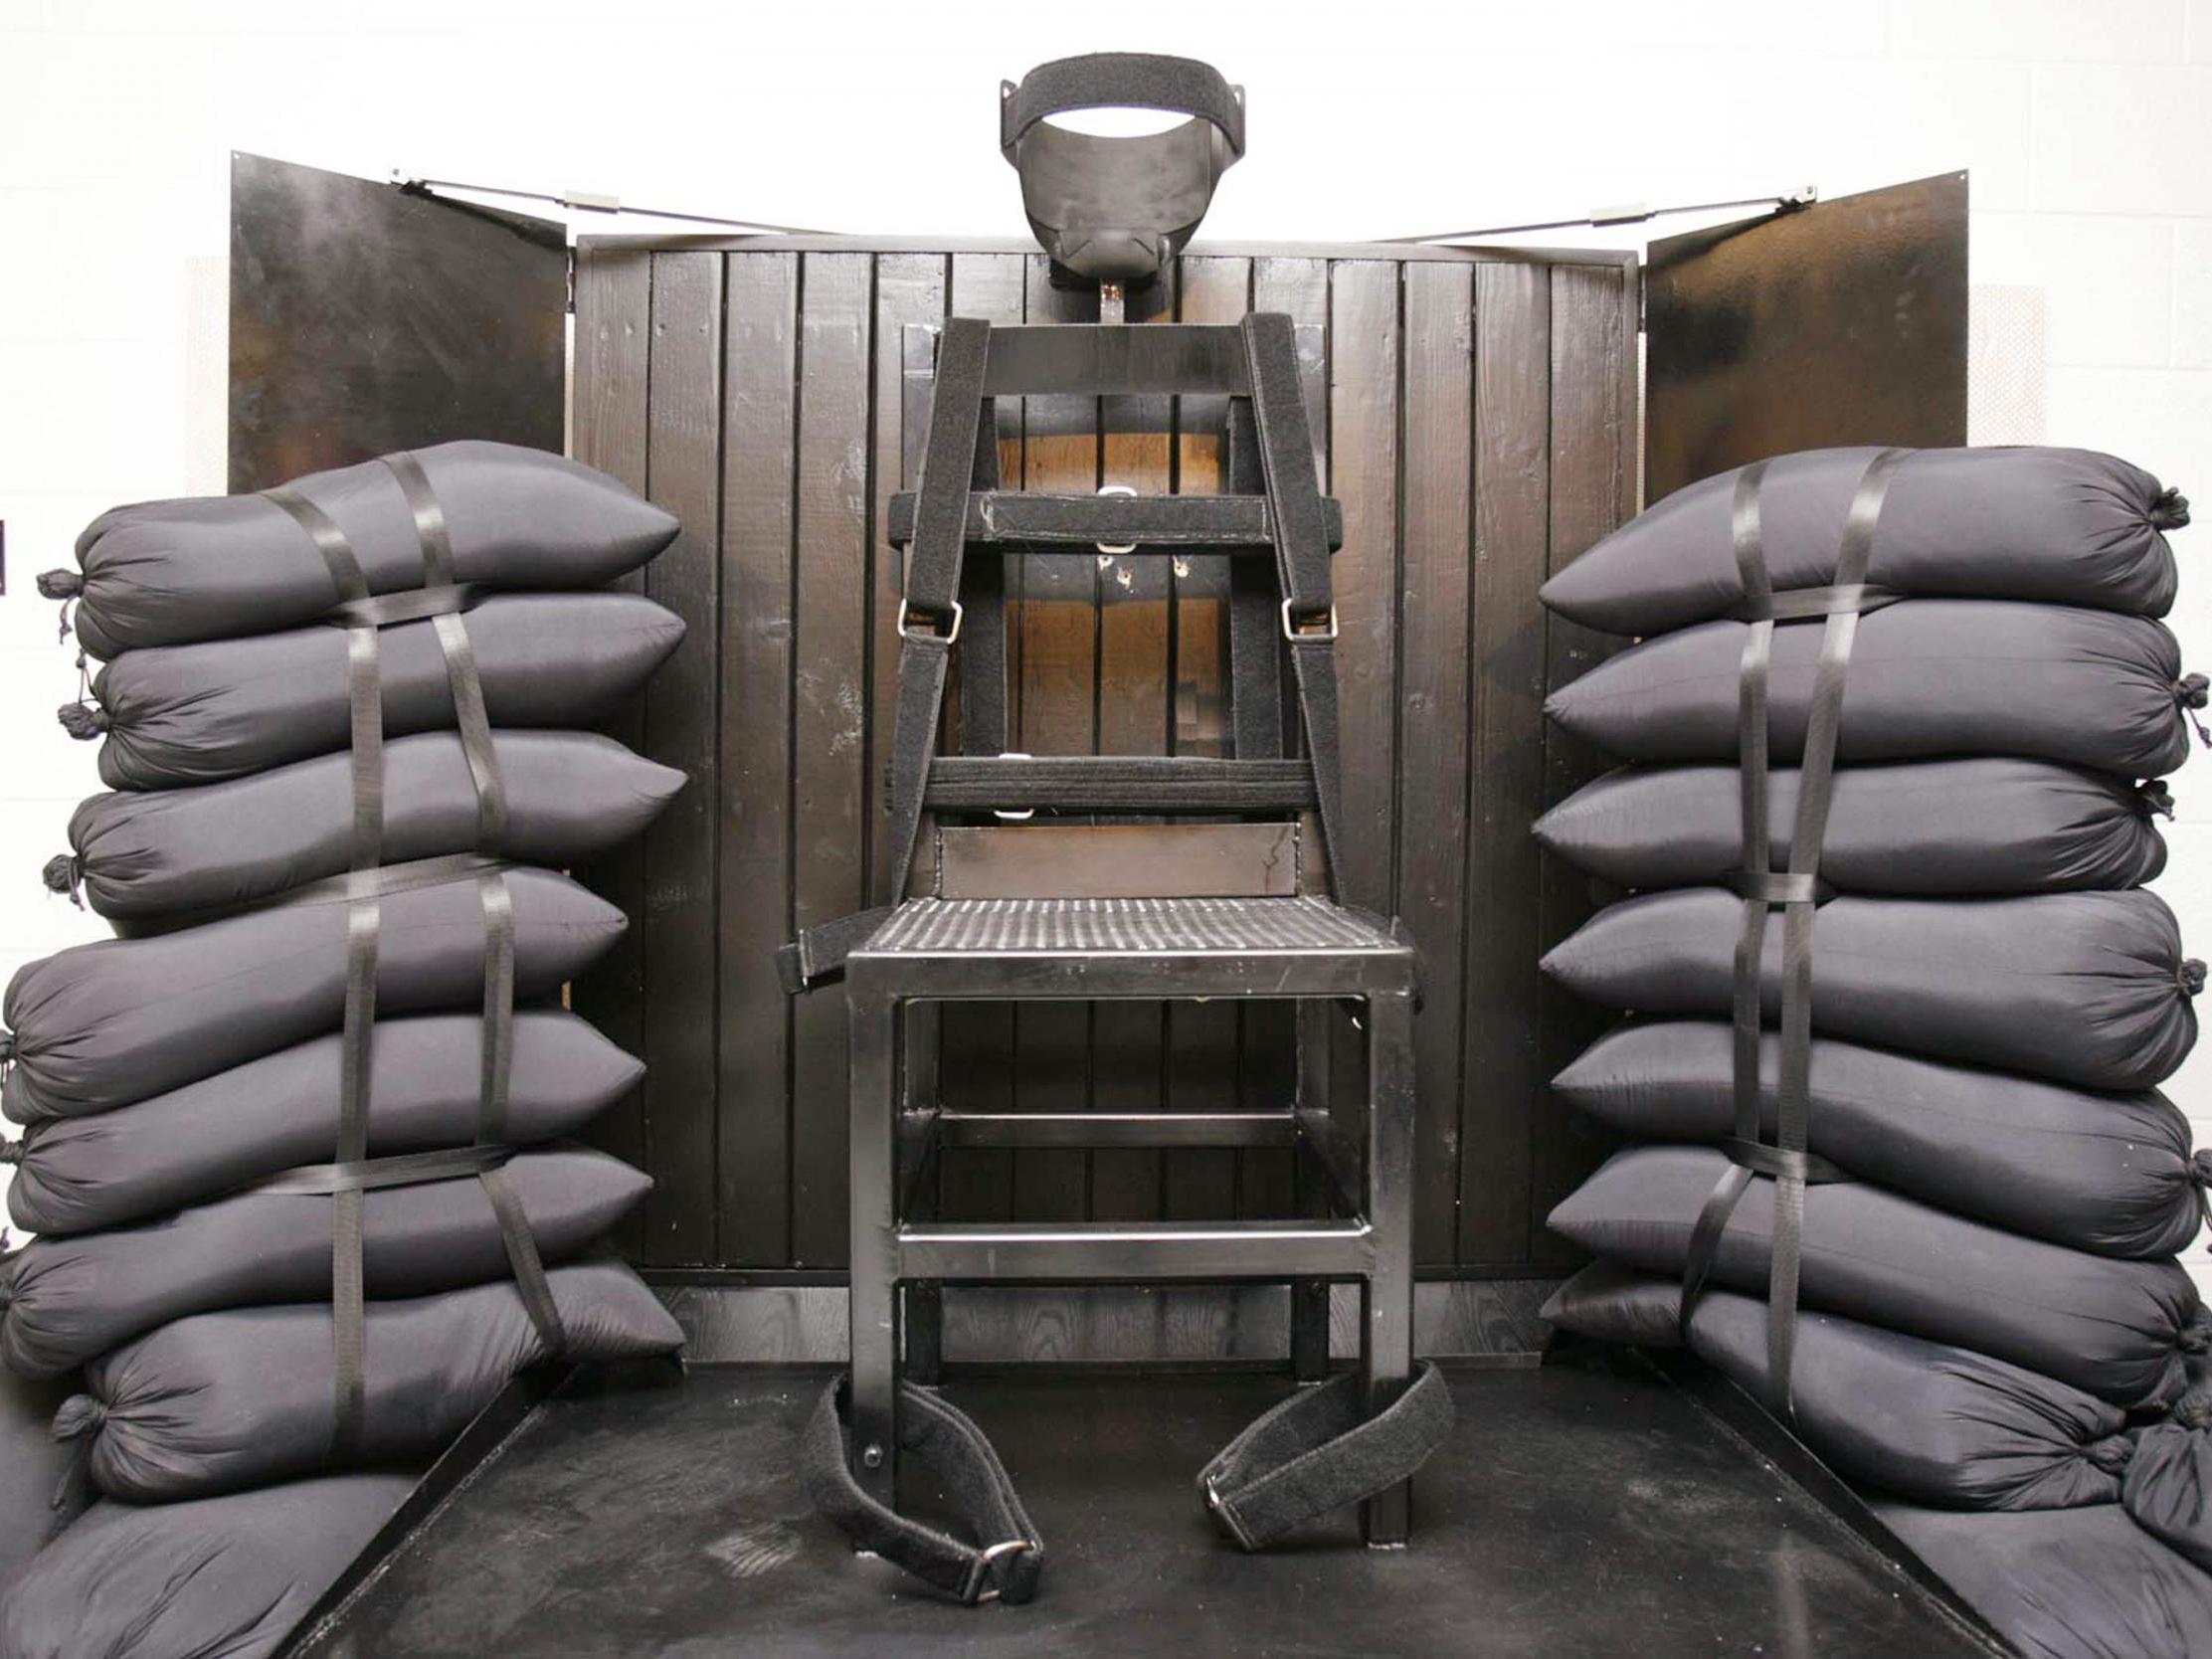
[1001,52,1244,286]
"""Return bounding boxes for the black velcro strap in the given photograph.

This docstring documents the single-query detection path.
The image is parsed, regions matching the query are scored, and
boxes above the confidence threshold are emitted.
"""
[1731,583,1901,623]
[1000,52,1244,157]
[477,1164,569,1361]
[804,1376,1043,1605]
[325,583,485,630]
[926,755,1317,814]
[1723,871,1831,906]
[264,486,370,604]
[1198,1364,1454,1550]
[1722,1138,1849,1186]
[477,871,516,1142]
[781,906,896,993]
[1685,448,1910,1417]
[906,319,992,618]
[245,1142,513,1196]
[1241,314,1332,620]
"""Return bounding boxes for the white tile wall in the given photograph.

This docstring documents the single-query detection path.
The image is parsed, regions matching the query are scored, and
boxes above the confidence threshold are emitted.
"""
[0,1,2209,1287]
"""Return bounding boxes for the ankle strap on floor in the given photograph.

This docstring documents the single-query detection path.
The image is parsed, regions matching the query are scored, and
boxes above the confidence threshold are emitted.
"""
[1198,1363,1454,1550]
[803,1377,1043,1605]
[806,1362,1452,1602]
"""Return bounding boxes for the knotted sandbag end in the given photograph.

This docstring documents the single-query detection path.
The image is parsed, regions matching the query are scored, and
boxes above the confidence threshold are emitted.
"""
[55,701,106,740]
[2140,779,2179,821]
[40,854,82,908]
[50,1394,104,1442]
[2176,674,2211,749]
[0,1138,19,1169]
[2179,959,2206,999]
[34,570,83,601]
[2151,486,2191,531]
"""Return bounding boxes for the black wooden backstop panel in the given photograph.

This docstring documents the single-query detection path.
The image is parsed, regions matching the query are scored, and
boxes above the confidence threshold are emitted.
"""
[570,236,1637,1276]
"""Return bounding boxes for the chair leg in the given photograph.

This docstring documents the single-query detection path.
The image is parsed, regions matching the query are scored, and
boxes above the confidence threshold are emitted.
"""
[901,1005,944,1383]
[1360,989,1415,1547]
[848,991,901,1513]
[1290,1002,1333,1381]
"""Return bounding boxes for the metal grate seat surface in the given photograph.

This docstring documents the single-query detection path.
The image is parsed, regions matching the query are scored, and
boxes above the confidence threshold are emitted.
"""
[857,896,1405,959]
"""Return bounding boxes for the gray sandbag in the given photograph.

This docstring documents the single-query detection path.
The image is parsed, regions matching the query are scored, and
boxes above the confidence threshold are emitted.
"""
[1544,1264,2133,1512]
[49,440,678,658]
[1,864,625,1122]
[1542,887,2199,1092]
[0,1470,417,1659]
[1549,1145,2204,1407]
[0,1145,648,1377]
[0,1368,83,1580]
[5,1011,641,1235]
[63,730,685,928]
[2122,1423,2212,1573]
[71,590,685,791]
[69,1259,681,1502]
[1543,600,2194,777]
[1536,759,2168,896]
[1871,1501,2212,1659]
[1556,1022,2205,1259]
[1540,446,2185,637]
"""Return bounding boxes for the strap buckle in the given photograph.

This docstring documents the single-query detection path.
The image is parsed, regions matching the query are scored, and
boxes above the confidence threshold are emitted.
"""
[1280,598,1339,642]
[899,599,964,646]
[1095,483,1138,556]
[993,752,1034,822]
[1202,1474,1259,1551]
[964,1537,1038,1605]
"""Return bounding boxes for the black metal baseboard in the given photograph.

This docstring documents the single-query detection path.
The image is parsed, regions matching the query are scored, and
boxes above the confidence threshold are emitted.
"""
[650,1276,1560,1365]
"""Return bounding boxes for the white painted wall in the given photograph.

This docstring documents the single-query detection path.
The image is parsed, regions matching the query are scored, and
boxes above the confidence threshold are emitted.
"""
[2,0,2210,1278]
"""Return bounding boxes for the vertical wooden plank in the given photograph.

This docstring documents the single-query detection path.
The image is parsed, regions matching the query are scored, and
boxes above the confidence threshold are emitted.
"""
[1090,263,1179,1222]
[1397,261,1474,1267]
[1012,257,1099,1222]
[1324,261,1401,913]
[1237,258,1332,1219]
[569,248,652,1257]
[868,255,949,908]
[1529,261,1635,1265]
[1155,256,1248,1220]
[639,251,723,1264]
[717,251,799,1266]
[788,252,875,1266]
[935,254,1027,1223]
[1458,260,1552,1268]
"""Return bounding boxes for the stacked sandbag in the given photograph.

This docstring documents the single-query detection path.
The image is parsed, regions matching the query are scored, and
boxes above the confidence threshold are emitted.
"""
[0,443,689,1651]
[1536,446,2212,1654]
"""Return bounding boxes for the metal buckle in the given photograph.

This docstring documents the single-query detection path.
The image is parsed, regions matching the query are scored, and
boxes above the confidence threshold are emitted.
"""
[1203,1474,1259,1551]
[993,752,1034,822]
[967,1537,1037,1604]
[898,599,964,645]
[1096,482,1137,556]
[1280,598,1339,642]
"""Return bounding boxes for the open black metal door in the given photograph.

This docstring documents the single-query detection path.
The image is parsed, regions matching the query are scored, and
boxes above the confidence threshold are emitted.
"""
[1644,171,1968,500]
[229,152,567,492]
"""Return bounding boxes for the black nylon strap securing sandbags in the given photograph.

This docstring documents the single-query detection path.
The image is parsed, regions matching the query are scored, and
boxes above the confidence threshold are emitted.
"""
[1871,1501,2212,1659]
[5,1011,641,1235]
[1,865,624,1122]
[69,1260,681,1503]
[1550,1145,2205,1408]
[64,730,684,927]
[2121,1423,2212,1573]
[73,591,685,791]
[1544,1264,2135,1513]
[1557,1022,2206,1259]
[54,442,678,659]
[0,1470,418,1659]
[1537,759,2168,896]
[1544,599,2194,776]
[0,1146,648,1377]
[1542,887,2199,1092]
[1541,446,2184,637]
